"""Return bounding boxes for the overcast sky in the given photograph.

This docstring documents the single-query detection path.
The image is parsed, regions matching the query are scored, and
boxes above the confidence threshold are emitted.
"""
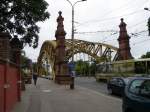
[24,0,150,62]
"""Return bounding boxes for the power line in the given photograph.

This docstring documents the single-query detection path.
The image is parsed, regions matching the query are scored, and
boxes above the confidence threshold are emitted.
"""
[128,19,148,29]
[77,0,149,27]
[76,0,149,29]
[132,38,150,45]
[130,30,148,37]
[77,9,143,27]
[75,30,118,34]
[102,38,117,43]
[75,29,148,37]
[101,30,149,44]
[98,0,139,19]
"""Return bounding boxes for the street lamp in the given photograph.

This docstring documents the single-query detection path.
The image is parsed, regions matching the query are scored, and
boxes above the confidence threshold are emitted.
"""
[144,7,150,11]
[144,7,150,36]
[66,0,87,62]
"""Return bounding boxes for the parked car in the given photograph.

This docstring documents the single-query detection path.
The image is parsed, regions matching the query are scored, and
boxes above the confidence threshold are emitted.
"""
[122,77,150,112]
[107,77,130,96]
[45,75,53,80]
[40,75,53,80]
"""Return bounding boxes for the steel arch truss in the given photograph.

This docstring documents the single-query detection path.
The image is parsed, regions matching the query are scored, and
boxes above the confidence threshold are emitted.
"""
[37,40,57,77]
[65,39,118,62]
[37,39,118,76]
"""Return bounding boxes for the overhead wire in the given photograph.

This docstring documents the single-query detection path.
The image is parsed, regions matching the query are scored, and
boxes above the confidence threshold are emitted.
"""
[74,0,150,49]
[75,30,118,34]
[130,30,148,37]
[75,0,149,40]
[128,19,148,29]
[76,0,149,28]
[77,9,143,27]
[100,0,138,15]
[132,38,150,45]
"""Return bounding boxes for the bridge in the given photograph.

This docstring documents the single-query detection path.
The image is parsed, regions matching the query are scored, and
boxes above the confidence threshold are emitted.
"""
[37,39,118,77]
[37,12,132,87]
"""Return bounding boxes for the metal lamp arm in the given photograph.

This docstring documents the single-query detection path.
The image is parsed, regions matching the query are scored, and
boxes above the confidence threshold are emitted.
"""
[66,0,85,7]
[73,0,84,7]
[66,0,73,7]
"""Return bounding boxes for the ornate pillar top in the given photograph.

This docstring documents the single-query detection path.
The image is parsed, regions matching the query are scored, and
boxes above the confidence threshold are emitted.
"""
[119,18,128,35]
[57,11,64,24]
[55,11,66,38]
[119,18,126,27]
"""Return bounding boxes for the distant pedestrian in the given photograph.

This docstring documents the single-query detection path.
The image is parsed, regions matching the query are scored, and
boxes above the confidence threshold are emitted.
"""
[33,72,38,85]
[71,71,76,77]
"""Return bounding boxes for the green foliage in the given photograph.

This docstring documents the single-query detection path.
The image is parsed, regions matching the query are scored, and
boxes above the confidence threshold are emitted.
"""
[141,52,150,58]
[0,0,50,48]
[20,53,32,78]
[90,63,96,75]
[21,54,32,68]
[75,60,96,76]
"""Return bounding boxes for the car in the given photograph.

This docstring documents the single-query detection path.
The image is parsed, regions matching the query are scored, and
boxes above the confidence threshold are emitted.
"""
[122,77,150,112]
[40,75,53,80]
[45,75,53,80]
[40,75,45,78]
[107,77,130,96]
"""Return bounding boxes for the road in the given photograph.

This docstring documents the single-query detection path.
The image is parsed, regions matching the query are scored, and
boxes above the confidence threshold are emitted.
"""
[75,77,122,98]
[13,78,122,112]
[75,77,108,94]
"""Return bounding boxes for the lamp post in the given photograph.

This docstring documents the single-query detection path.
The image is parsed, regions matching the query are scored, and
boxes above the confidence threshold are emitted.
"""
[144,7,150,11]
[66,0,87,62]
[144,7,150,36]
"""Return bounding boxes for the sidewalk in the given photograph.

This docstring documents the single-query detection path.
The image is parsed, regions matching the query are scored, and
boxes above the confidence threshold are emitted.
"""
[12,78,122,112]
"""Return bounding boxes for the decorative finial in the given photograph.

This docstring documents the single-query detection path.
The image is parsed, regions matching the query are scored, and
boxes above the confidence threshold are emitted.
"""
[55,11,66,38]
[58,11,62,16]
[119,18,126,27]
[121,18,124,22]
[57,11,64,23]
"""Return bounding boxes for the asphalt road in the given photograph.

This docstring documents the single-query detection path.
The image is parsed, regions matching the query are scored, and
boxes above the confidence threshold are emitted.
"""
[75,77,121,98]
[75,77,108,93]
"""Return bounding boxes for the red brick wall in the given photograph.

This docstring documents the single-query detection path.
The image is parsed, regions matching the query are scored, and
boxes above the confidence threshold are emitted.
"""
[0,64,19,112]
[0,65,5,112]
[6,66,18,112]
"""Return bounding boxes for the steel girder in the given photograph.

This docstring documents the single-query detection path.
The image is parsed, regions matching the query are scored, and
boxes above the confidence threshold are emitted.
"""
[65,39,118,62]
[37,39,118,76]
[37,40,56,77]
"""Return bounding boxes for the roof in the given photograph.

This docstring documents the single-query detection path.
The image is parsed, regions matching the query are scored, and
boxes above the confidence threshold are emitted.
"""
[111,58,150,64]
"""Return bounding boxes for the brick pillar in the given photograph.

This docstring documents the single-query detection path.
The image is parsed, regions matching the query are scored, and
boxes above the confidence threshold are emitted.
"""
[0,33,11,112]
[54,11,72,86]
[117,18,133,60]
[10,36,22,101]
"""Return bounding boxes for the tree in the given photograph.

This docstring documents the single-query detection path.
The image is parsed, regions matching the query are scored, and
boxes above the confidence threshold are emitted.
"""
[0,0,50,48]
[90,62,96,76]
[141,52,150,58]
[75,60,83,76]
[75,60,92,76]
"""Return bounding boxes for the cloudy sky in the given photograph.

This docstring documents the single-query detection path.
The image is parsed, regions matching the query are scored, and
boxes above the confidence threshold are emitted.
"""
[24,0,150,62]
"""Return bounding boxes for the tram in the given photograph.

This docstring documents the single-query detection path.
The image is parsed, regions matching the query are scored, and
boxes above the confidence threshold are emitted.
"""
[96,58,150,81]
